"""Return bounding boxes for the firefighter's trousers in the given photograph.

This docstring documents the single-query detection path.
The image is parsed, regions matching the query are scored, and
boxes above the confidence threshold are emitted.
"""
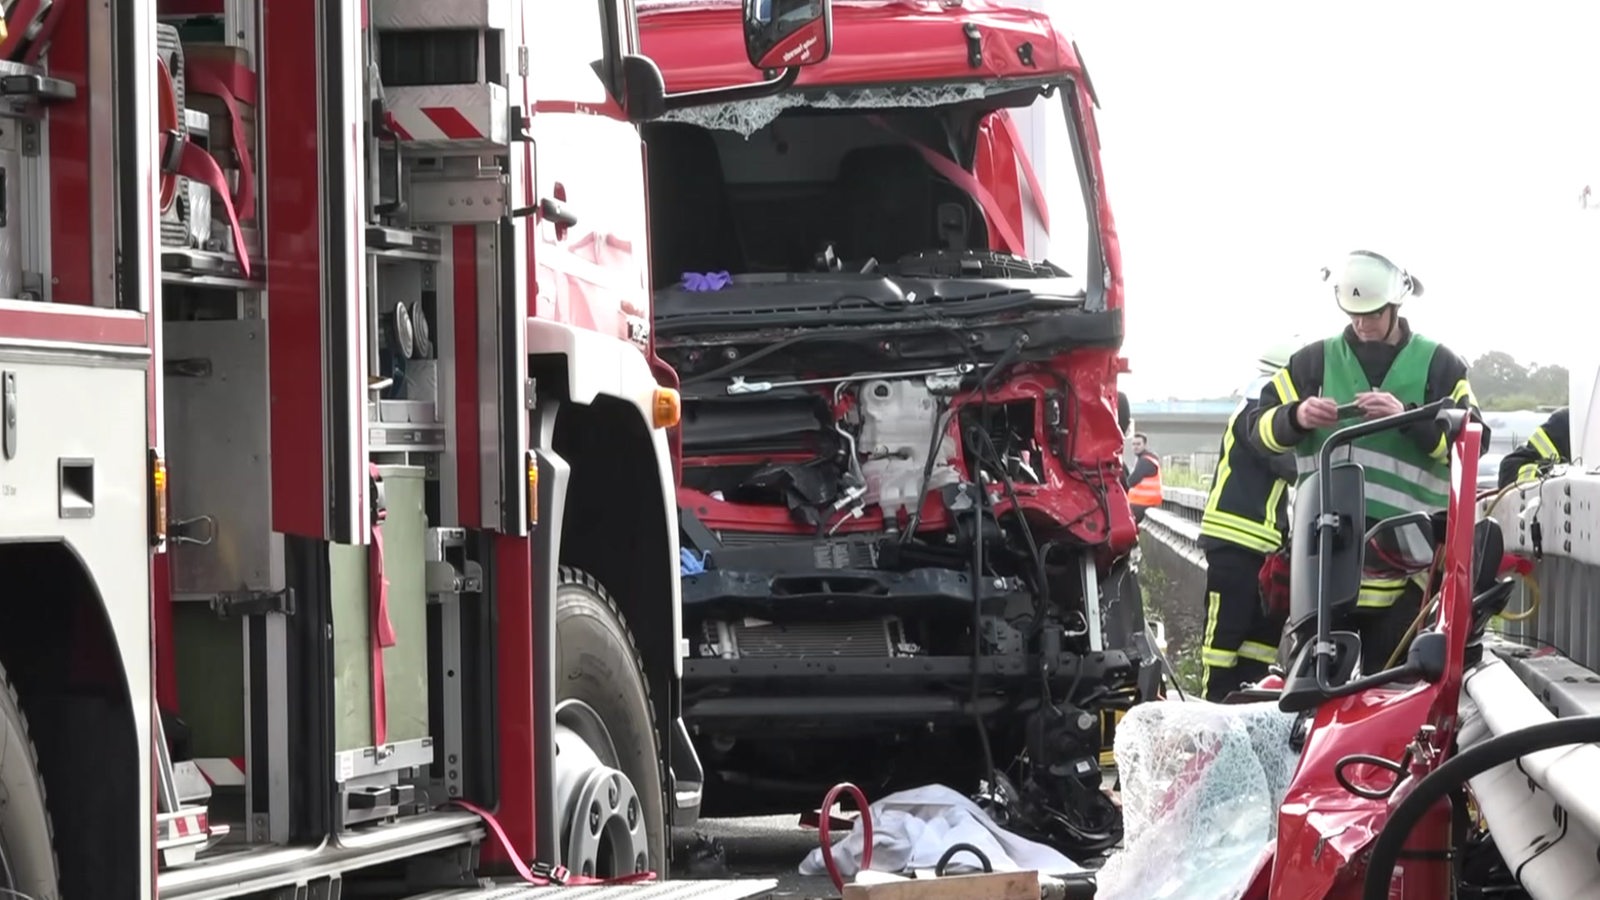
[1349,576,1426,676]
[1201,543,1285,702]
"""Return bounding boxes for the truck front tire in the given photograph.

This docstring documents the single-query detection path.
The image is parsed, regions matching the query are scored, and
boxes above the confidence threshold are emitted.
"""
[0,660,59,898]
[554,567,667,878]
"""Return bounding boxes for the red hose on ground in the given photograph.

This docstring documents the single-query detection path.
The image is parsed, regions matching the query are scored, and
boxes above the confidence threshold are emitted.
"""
[449,798,657,886]
[817,782,873,894]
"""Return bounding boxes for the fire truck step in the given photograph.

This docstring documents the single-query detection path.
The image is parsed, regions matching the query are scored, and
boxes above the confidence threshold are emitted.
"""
[404,879,780,899]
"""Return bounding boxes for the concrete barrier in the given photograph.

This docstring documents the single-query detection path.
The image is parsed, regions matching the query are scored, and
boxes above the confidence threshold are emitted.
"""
[1136,507,1208,691]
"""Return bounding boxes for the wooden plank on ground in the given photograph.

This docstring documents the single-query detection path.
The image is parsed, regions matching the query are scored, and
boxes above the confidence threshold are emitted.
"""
[841,870,1041,900]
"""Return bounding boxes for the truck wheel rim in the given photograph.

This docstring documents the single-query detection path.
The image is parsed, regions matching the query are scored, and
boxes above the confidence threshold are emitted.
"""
[553,699,648,878]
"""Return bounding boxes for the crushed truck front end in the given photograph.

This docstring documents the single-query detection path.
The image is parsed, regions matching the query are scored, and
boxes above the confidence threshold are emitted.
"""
[640,0,1158,855]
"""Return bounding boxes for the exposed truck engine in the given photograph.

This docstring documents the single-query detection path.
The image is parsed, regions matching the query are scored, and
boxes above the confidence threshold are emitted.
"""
[639,0,1162,857]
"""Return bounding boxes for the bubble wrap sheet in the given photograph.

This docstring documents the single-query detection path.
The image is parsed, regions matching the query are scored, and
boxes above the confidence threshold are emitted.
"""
[1095,701,1301,900]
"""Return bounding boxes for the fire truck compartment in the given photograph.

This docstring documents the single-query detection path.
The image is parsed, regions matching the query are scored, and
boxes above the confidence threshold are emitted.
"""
[329,466,432,757]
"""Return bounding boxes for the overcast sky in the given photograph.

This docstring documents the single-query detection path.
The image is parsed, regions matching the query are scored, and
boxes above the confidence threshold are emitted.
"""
[1051,2,1600,400]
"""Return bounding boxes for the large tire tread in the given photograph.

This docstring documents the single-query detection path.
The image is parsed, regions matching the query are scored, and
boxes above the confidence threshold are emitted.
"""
[555,566,667,874]
[0,658,60,899]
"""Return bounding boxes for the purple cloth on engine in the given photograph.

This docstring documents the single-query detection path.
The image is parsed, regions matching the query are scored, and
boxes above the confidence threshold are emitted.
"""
[682,271,732,292]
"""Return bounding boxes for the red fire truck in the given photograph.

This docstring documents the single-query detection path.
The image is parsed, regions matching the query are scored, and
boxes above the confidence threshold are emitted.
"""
[0,0,829,897]
[638,0,1157,859]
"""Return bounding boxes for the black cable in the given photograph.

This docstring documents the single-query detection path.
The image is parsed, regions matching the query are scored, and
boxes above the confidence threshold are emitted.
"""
[935,843,994,876]
[678,332,821,386]
[1361,715,1600,900]
[900,399,953,544]
[970,485,999,798]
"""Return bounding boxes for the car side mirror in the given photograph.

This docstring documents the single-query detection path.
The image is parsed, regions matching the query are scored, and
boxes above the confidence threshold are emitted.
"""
[1436,406,1468,443]
[1362,511,1438,581]
[742,0,833,70]
[1286,462,1365,634]
[621,54,667,123]
[1403,630,1448,683]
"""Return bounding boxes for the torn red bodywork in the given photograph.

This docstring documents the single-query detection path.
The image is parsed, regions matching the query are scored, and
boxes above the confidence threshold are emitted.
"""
[678,350,1138,558]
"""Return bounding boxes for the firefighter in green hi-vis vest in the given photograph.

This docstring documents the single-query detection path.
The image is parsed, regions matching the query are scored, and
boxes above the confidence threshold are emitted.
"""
[1245,249,1490,675]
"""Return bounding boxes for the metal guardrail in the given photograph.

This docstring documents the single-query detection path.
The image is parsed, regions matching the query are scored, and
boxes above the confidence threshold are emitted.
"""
[1156,487,1207,520]
[1138,489,1207,574]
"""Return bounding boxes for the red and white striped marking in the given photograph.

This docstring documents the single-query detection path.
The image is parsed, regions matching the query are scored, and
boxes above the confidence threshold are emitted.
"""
[160,809,210,845]
[193,756,246,787]
[385,84,508,147]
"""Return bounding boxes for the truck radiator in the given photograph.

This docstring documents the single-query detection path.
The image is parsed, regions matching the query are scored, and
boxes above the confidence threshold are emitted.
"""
[701,617,913,659]
[709,532,879,570]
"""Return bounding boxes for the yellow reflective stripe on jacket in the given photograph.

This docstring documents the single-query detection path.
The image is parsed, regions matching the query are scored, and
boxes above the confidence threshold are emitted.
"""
[1355,572,1425,608]
[1531,427,1561,461]
[1254,368,1299,454]
[1515,462,1541,484]
[1201,591,1235,669]
[1200,510,1282,554]
[1430,380,1477,460]
[1258,408,1290,453]
[1272,368,1301,403]
[1266,480,1287,532]
[1239,641,1278,664]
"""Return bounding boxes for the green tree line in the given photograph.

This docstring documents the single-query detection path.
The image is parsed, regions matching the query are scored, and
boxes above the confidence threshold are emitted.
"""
[1466,351,1568,411]
[1178,351,1567,412]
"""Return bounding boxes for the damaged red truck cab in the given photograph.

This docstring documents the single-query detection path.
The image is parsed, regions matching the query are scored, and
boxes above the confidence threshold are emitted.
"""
[639,0,1155,856]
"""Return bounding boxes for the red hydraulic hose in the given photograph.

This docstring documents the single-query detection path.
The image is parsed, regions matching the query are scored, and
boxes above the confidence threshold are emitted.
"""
[817,782,874,894]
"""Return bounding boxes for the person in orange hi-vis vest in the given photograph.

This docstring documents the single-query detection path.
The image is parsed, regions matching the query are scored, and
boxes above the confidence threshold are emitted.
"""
[1124,432,1163,522]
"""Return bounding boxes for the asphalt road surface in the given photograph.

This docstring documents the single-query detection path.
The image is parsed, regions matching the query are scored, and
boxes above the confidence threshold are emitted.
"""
[673,816,840,898]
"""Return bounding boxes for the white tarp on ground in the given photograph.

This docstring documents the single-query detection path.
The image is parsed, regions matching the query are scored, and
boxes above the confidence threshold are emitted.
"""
[799,784,1084,880]
[1095,700,1300,900]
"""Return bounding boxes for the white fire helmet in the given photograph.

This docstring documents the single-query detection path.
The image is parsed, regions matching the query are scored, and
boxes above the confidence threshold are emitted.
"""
[1320,250,1424,316]
[1257,335,1303,375]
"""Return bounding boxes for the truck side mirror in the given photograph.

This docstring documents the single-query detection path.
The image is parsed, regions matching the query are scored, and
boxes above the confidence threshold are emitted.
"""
[621,54,667,123]
[1117,390,1132,436]
[742,0,833,70]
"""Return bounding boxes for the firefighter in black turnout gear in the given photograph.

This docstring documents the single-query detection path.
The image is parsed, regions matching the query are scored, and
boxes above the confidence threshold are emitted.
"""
[1498,406,1572,489]
[1199,339,1300,701]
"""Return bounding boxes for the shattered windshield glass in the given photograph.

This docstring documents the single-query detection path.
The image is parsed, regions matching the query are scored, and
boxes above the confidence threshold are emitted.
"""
[657,81,1096,286]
